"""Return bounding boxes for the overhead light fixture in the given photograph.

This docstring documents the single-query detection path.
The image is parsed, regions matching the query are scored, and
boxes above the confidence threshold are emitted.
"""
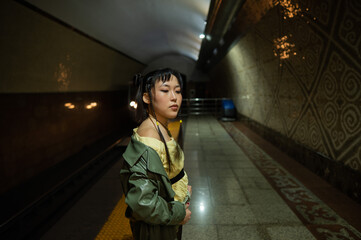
[199,34,205,39]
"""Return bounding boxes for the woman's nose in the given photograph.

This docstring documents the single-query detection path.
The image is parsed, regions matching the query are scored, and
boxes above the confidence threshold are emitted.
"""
[170,90,177,101]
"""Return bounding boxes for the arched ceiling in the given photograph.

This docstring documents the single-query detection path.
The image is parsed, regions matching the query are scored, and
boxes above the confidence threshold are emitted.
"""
[25,0,211,64]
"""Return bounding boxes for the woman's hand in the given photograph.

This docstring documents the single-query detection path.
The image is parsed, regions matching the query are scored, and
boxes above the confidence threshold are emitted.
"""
[180,208,191,225]
[187,185,192,197]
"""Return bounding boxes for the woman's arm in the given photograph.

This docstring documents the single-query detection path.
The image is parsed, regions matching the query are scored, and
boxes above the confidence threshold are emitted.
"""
[125,171,186,226]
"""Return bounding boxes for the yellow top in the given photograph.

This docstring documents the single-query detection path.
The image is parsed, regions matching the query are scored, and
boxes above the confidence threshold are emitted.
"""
[133,128,189,203]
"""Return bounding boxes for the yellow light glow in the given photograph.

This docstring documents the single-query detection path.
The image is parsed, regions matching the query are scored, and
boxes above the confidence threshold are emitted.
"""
[91,102,97,107]
[64,102,76,109]
[273,0,301,19]
[273,35,296,60]
[86,105,92,109]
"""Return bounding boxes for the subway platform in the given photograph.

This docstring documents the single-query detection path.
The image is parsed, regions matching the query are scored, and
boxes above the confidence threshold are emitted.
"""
[40,116,361,240]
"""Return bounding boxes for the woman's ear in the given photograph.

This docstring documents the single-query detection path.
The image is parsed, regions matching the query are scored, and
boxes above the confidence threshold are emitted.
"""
[143,93,150,104]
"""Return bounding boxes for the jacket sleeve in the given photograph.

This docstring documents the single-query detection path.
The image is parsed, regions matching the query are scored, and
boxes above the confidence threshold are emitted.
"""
[123,159,186,225]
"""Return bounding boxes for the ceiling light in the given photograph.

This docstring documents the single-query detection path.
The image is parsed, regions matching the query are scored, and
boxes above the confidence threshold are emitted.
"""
[199,34,205,39]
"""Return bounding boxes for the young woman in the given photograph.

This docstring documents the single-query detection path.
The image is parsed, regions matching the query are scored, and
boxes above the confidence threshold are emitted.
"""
[120,68,191,240]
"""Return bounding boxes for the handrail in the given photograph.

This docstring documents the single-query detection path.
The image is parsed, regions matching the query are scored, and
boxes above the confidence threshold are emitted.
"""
[0,137,124,231]
[182,98,229,101]
[181,97,231,116]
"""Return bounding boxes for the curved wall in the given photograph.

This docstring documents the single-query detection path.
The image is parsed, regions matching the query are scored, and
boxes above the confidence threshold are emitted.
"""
[210,0,361,199]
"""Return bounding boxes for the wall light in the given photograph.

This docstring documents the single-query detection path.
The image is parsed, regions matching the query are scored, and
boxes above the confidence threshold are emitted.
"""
[85,101,98,110]
[130,101,138,109]
[64,102,75,109]
[199,34,205,39]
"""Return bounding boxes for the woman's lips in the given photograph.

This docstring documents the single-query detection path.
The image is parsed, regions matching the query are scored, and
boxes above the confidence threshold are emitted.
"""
[170,105,178,110]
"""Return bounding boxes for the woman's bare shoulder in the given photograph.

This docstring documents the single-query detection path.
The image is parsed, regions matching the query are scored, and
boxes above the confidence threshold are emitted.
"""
[137,121,161,140]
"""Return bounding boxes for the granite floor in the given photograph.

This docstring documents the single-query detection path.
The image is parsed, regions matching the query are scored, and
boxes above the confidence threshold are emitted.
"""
[181,116,361,240]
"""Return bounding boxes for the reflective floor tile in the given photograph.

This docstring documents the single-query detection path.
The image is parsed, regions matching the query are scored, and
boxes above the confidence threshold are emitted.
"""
[211,188,248,206]
[208,177,241,189]
[187,201,214,225]
[244,189,284,204]
[251,203,301,224]
[203,161,231,169]
[213,205,258,224]
[267,226,316,240]
[228,160,256,169]
[206,168,235,177]
[237,177,272,190]
[190,187,211,204]
[234,168,265,178]
[218,225,265,240]
[188,176,209,188]
[182,225,218,240]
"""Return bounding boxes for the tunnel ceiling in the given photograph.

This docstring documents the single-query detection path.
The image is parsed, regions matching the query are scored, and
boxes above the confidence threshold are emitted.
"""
[197,0,275,70]
[25,0,211,64]
[24,0,267,69]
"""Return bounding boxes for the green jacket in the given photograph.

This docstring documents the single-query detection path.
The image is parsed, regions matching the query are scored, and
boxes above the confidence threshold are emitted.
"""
[120,136,186,240]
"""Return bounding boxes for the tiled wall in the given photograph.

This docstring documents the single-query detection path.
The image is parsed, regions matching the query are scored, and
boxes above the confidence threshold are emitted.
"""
[210,0,361,176]
[0,1,144,193]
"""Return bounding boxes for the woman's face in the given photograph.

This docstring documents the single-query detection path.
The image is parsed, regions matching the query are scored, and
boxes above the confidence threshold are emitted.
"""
[144,74,182,122]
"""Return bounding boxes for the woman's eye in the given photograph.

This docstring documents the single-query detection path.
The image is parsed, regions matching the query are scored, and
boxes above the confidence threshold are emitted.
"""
[176,91,181,94]
[161,90,169,93]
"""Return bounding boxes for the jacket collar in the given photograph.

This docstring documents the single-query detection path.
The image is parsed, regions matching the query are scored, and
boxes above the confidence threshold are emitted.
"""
[123,136,168,179]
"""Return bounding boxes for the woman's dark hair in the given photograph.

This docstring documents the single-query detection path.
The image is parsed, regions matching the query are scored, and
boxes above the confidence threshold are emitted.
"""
[133,68,183,173]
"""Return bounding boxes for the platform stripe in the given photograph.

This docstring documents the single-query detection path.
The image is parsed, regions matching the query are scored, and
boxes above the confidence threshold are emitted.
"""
[95,195,133,240]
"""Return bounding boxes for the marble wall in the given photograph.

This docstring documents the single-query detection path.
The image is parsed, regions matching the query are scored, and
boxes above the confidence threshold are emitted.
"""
[210,0,361,175]
[0,1,144,193]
